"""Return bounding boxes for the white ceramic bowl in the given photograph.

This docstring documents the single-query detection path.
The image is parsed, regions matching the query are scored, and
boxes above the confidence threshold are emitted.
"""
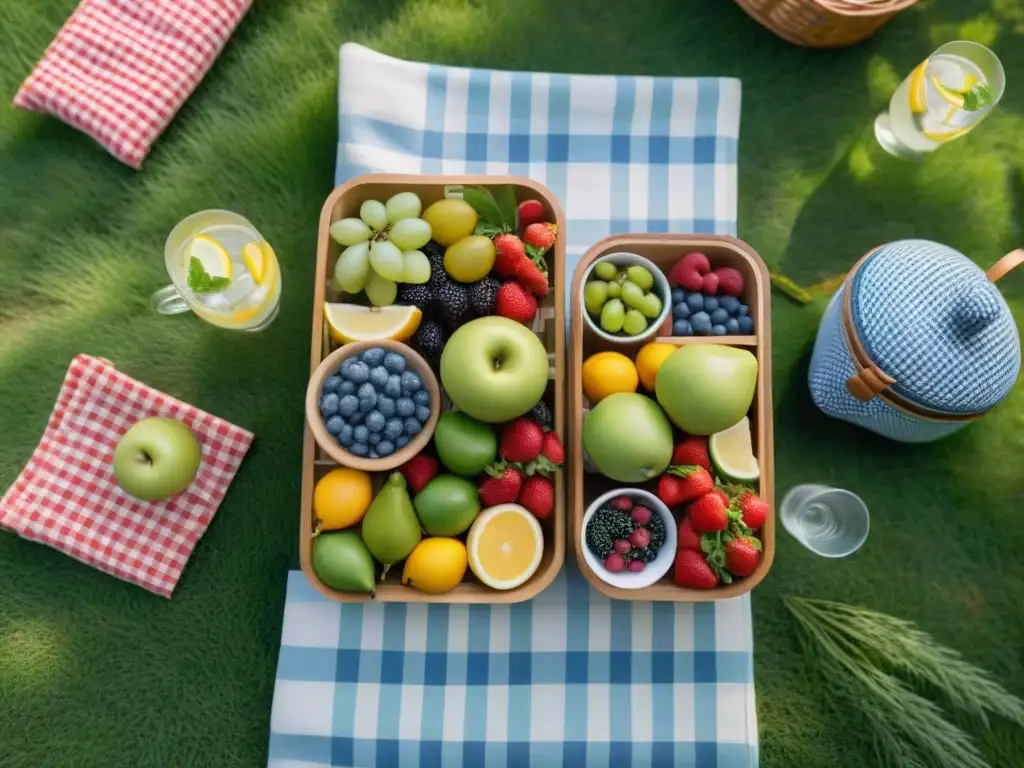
[580,252,671,345]
[580,488,677,589]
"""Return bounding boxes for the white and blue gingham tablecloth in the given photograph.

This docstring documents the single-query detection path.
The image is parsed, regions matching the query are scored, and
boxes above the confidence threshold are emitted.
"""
[269,44,755,767]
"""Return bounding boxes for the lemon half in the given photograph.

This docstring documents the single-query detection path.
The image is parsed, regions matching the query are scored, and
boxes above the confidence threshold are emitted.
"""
[324,303,422,344]
[186,235,232,281]
[466,503,543,591]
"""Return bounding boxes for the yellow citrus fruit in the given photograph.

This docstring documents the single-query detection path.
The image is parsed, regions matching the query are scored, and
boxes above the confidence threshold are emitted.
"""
[401,537,468,594]
[443,236,496,282]
[422,199,479,246]
[313,468,373,530]
[581,351,639,403]
[634,342,677,391]
[242,241,267,283]
[186,234,232,280]
[324,303,422,343]
[908,61,928,114]
[466,503,543,590]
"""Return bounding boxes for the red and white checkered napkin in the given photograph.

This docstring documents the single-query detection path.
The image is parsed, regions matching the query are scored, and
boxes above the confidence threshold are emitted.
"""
[13,0,252,169]
[0,355,253,597]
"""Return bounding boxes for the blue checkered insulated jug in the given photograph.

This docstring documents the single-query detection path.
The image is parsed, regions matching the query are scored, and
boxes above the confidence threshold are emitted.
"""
[808,240,1022,443]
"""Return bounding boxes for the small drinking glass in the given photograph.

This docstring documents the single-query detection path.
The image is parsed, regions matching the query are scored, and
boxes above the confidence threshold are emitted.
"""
[779,485,869,558]
[874,40,1005,159]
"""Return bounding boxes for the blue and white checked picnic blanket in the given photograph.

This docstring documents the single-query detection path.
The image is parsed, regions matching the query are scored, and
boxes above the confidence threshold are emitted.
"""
[268,44,755,767]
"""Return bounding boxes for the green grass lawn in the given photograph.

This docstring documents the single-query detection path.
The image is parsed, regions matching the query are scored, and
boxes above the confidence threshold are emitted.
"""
[2,0,1023,765]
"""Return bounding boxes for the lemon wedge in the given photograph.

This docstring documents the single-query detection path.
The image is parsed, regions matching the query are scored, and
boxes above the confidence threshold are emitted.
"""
[323,303,422,344]
[466,503,544,591]
[242,241,267,284]
[187,235,232,281]
[908,61,928,114]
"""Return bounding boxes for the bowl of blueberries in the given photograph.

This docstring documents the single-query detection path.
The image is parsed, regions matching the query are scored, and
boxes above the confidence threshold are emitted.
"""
[306,340,441,471]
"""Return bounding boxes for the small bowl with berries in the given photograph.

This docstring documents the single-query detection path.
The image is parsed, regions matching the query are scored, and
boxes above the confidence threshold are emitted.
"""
[581,488,677,589]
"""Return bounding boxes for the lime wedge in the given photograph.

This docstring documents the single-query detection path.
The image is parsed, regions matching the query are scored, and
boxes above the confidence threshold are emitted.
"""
[187,235,232,281]
[709,417,759,483]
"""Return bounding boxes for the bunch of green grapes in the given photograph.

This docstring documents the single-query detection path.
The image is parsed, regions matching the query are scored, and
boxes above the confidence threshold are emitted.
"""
[584,262,663,335]
[328,192,434,306]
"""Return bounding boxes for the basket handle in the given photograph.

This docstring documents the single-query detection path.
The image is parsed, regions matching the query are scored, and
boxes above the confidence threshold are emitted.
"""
[987,249,1024,283]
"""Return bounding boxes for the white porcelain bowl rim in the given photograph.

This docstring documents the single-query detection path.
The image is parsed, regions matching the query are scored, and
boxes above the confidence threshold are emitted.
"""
[580,252,672,345]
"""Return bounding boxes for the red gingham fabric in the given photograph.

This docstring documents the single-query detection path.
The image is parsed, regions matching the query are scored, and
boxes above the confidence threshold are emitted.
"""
[0,355,253,597]
[13,0,252,169]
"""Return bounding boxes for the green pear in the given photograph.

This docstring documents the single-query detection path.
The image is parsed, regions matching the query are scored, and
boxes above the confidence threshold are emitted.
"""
[312,531,376,593]
[655,345,758,435]
[360,471,422,578]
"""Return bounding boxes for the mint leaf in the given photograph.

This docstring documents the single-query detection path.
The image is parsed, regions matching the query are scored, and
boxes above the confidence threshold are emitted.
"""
[962,90,978,112]
[186,256,230,293]
[206,276,230,291]
[494,185,518,231]
[473,222,505,237]
[463,187,505,228]
[961,83,992,113]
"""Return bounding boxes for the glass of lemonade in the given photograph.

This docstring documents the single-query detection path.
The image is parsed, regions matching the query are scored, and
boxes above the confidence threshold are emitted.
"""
[151,210,282,331]
[874,41,1005,159]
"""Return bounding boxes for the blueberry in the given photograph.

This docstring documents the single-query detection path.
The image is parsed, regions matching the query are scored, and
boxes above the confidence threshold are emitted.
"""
[704,296,719,313]
[685,293,704,312]
[712,324,727,336]
[383,352,407,374]
[325,415,345,435]
[673,302,690,319]
[350,442,369,457]
[690,311,713,335]
[415,405,431,424]
[725,318,740,335]
[384,418,405,441]
[376,396,395,419]
[345,361,369,384]
[369,366,389,389]
[348,409,364,426]
[361,347,386,366]
[323,376,343,393]
[338,423,354,447]
[357,382,377,412]
[673,319,693,336]
[710,308,730,325]
[353,424,369,444]
[404,418,422,436]
[719,295,741,314]
[736,304,749,317]
[396,397,416,417]
[338,394,360,419]
[369,450,380,458]
[365,410,386,433]
[367,432,381,446]
[339,380,356,396]
[319,392,340,416]
[395,435,411,449]
[377,440,395,457]
[384,375,402,399]
[412,390,430,407]
[401,371,422,394]
[339,358,357,376]
[737,315,754,334]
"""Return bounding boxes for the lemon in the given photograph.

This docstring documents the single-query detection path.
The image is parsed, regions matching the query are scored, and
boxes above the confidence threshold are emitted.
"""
[908,61,928,114]
[634,342,677,391]
[401,538,468,594]
[443,236,495,282]
[324,303,422,344]
[313,468,374,531]
[581,351,639,404]
[929,71,977,110]
[186,234,232,281]
[242,241,267,284]
[708,416,759,484]
[466,503,543,591]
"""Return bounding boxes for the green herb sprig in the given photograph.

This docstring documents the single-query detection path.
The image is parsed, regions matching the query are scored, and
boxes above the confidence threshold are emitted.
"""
[962,83,993,112]
[187,256,231,293]
[785,597,1024,768]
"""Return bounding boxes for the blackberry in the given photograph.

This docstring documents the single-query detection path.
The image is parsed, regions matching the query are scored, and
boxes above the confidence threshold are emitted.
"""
[424,241,447,290]
[528,400,553,428]
[412,320,445,363]
[585,506,635,559]
[435,279,471,329]
[396,282,433,312]
[469,276,501,317]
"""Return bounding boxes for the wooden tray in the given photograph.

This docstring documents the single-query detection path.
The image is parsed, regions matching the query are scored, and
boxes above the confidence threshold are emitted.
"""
[301,174,566,603]
[569,234,775,601]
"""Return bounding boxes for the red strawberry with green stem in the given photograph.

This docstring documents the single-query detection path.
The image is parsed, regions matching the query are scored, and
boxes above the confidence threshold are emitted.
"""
[523,222,556,256]
[688,490,729,532]
[677,516,703,552]
[723,537,761,577]
[672,436,711,473]
[519,475,554,520]
[515,257,549,298]
[517,200,546,230]
[664,465,714,504]
[400,454,438,495]
[496,281,537,324]
[500,418,544,463]
[658,475,688,508]
[478,463,523,506]
[493,233,526,278]
[736,490,769,531]
[673,550,719,589]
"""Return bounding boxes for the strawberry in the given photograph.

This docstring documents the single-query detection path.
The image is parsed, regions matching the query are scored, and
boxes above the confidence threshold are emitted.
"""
[500,418,544,463]
[671,436,711,473]
[737,491,769,531]
[701,272,720,295]
[519,475,554,520]
[515,257,549,297]
[517,199,546,230]
[688,491,729,532]
[677,516,703,552]
[400,454,438,495]
[664,465,714,504]
[496,281,537,324]
[478,464,523,506]
[657,475,688,508]
[493,233,526,278]
[523,222,556,255]
[724,537,761,577]
[673,550,719,590]
[540,430,564,466]
[713,267,745,297]
[667,252,710,293]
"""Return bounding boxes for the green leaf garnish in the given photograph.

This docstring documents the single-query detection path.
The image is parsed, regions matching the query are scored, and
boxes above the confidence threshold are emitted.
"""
[493,185,518,231]
[473,222,505,238]
[960,83,992,113]
[187,256,231,293]
[463,187,507,230]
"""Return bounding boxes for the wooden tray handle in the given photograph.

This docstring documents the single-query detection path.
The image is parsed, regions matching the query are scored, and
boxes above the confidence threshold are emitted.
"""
[987,249,1024,283]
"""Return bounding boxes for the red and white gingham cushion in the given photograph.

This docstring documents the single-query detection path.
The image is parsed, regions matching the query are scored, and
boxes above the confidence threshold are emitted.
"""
[0,355,253,597]
[13,0,252,169]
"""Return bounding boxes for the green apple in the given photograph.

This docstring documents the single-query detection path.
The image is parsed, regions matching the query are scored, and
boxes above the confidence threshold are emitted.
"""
[440,316,549,423]
[433,411,497,476]
[582,392,673,482]
[413,474,481,536]
[112,417,202,501]
[655,345,757,435]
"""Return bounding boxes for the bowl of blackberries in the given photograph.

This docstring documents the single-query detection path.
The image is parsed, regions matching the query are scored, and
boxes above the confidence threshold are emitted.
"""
[581,488,677,589]
[306,340,441,471]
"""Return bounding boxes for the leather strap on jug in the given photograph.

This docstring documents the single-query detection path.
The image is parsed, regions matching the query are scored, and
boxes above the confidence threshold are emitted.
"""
[987,249,1024,283]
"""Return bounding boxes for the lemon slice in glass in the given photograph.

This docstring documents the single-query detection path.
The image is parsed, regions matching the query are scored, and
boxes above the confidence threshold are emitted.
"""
[187,235,232,281]
[242,241,267,284]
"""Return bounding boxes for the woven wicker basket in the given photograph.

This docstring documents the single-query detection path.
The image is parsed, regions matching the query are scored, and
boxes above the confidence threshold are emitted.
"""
[735,0,919,48]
